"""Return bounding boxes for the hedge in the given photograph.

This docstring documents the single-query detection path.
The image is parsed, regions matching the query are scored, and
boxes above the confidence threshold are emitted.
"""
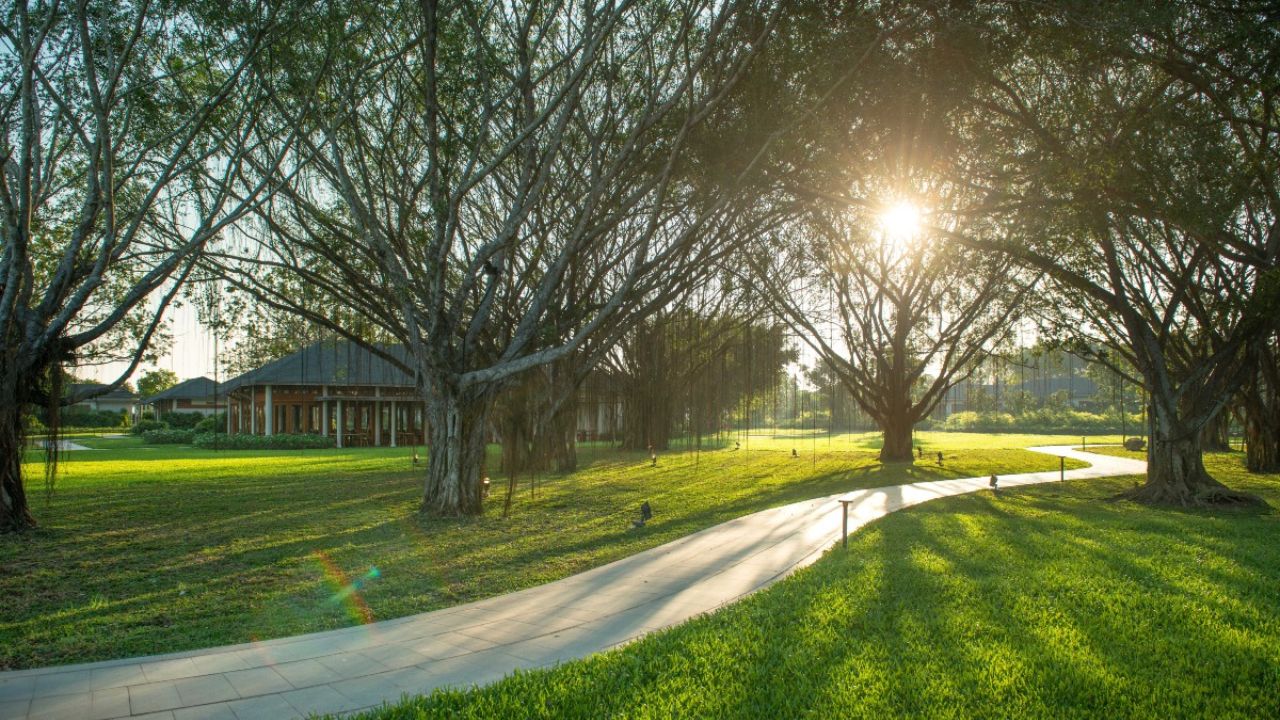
[141,429,196,444]
[939,409,1144,434]
[130,419,167,435]
[193,433,335,450]
[160,411,205,429]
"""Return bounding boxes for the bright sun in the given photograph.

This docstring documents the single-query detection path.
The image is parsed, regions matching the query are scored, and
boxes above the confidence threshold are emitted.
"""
[877,200,924,245]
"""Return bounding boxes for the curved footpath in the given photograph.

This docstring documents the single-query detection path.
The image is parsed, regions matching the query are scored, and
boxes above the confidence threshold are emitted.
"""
[0,446,1145,720]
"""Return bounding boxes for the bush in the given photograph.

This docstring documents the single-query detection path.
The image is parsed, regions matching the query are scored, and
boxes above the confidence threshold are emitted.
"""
[141,429,195,444]
[55,409,126,428]
[193,412,226,434]
[130,419,168,435]
[940,408,1140,434]
[160,411,204,429]
[1123,437,1147,451]
[193,433,335,450]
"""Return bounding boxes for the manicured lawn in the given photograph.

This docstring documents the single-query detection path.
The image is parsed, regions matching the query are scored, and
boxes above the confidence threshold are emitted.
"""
[356,451,1280,719]
[0,431,1084,669]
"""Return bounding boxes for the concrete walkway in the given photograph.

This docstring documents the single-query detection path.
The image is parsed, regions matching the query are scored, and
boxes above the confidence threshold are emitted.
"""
[0,446,1145,720]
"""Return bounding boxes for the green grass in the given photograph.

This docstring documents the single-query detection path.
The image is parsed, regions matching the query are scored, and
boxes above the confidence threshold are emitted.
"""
[354,451,1280,720]
[0,431,1084,669]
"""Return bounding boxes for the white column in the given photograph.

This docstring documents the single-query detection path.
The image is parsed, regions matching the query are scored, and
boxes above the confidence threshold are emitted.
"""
[226,401,232,434]
[336,400,344,449]
[390,400,397,447]
[250,390,257,434]
[373,388,382,447]
[264,384,274,436]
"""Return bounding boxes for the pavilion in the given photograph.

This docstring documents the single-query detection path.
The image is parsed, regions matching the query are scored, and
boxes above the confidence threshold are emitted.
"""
[222,340,425,448]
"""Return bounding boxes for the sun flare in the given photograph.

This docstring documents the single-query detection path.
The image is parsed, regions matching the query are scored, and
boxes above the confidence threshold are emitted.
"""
[877,200,924,245]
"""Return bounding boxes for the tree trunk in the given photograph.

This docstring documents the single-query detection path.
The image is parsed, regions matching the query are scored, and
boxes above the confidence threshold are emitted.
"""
[0,401,37,533]
[1128,399,1254,505]
[421,389,490,517]
[1243,391,1280,474]
[878,410,915,463]
[1200,408,1231,451]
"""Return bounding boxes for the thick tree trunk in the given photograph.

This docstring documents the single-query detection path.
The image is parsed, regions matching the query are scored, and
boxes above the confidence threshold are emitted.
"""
[1128,399,1255,506]
[421,389,490,517]
[878,410,915,463]
[1243,392,1280,474]
[0,401,37,533]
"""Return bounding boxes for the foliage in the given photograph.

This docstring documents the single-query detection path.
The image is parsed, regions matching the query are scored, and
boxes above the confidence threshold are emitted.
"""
[354,453,1280,720]
[193,413,227,434]
[192,433,335,450]
[50,410,127,429]
[129,419,168,436]
[160,412,205,429]
[941,410,1145,435]
[1124,437,1147,452]
[136,370,179,399]
[140,429,196,445]
[1,432,1088,668]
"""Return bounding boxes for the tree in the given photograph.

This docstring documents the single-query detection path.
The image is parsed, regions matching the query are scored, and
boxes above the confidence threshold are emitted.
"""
[1241,334,1279,473]
[0,0,289,531]
[136,370,179,399]
[211,0,784,517]
[948,1,1279,504]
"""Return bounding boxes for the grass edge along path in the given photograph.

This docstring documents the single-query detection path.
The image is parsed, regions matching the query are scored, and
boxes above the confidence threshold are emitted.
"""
[346,451,1279,720]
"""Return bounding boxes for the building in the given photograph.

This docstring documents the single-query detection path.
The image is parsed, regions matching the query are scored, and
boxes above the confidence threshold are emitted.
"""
[66,383,138,416]
[222,340,425,448]
[140,377,227,419]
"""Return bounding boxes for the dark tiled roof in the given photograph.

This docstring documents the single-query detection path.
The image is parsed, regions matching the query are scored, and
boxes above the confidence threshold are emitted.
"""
[222,340,415,391]
[143,377,225,403]
[68,383,138,401]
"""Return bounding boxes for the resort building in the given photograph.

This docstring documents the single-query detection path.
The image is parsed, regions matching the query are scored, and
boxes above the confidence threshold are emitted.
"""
[140,377,226,419]
[222,340,426,448]
[67,383,139,416]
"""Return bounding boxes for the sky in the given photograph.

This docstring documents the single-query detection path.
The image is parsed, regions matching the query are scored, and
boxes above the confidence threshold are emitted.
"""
[90,304,222,385]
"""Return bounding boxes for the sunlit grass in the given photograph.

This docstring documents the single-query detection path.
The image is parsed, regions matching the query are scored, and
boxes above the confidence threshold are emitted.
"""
[356,452,1280,719]
[2,431,1086,669]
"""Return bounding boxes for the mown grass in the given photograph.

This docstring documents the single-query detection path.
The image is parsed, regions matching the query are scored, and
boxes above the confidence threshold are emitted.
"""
[0,431,1085,669]
[355,452,1280,720]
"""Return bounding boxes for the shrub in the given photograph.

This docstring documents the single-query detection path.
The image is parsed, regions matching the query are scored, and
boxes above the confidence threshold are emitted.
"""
[160,411,204,429]
[193,412,226,434]
[193,433,335,450]
[1123,437,1147,451]
[55,409,126,428]
[141,429,195,444]
[24,415,47,435]
[130,419,168,435]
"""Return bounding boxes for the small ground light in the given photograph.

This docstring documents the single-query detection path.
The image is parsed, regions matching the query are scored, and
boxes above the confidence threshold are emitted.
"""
[633,501,653,528]
[936,451,944,465]
[989,474,999,493]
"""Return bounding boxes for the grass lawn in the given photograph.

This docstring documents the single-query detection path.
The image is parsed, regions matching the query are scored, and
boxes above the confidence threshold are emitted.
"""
[356,451,1279,720]
[0,431,1089,670]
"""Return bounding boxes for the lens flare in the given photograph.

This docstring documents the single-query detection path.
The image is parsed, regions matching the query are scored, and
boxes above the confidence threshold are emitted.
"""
[312,551,380,624]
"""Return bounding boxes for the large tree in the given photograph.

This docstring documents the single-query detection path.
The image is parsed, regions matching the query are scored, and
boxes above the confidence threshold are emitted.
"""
[949,1,1279,503]
[212,0,785,517]
[0,0,288,531]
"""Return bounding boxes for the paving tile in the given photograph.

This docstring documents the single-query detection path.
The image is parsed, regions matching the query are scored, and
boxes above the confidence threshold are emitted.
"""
[172,675,238,706]
[32,670,92,698]
[315,652,388,679]
[222,667,294,698]
[189,654,253,676]
[139,659,201,683]
[129,683,183,715]
[90,665,147,691]
[329,675,406,708]
[225,693,298,720]
[172,702,238,720]
[0,677,35,702]
[0,698,31,719]
[271,659,342,689]
[129,712,175,720]
[87,687,131,720]
[279,684,359,716]
[356,645,431,670]
[27,691,90,720]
